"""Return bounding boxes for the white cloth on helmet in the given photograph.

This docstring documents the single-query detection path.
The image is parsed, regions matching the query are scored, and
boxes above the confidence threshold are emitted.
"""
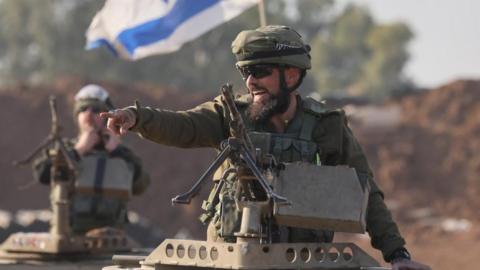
[75,84,109,102]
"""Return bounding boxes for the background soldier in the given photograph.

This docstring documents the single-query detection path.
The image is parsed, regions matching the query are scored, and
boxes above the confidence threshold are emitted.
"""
[33,84,150,233]
[102,25,430,270]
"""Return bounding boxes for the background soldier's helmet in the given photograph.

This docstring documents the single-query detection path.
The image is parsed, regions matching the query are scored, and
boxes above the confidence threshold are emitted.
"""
[73,84,114,116]
[232,25,311,69]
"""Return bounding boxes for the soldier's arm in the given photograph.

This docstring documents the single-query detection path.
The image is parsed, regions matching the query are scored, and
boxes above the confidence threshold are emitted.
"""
[340,119,407,262]
[110,145,150,195]
[129,95,230,148]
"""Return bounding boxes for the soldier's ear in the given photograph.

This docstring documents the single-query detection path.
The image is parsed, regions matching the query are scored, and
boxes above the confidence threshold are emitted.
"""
[285,67,301,88]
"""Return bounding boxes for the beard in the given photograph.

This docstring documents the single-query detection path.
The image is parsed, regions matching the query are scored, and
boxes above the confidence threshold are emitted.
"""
[246,88,290,124]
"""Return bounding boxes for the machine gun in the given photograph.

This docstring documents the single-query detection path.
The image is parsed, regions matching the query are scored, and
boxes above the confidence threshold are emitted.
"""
[172,83,288,207]
[172,83,289,242]
[14,96,78,236]
[14,96,77,170]
[1,96,138,261]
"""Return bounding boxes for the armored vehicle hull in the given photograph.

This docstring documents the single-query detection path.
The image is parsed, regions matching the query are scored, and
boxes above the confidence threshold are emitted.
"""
[103,238,386,270]
[0,228,141,268]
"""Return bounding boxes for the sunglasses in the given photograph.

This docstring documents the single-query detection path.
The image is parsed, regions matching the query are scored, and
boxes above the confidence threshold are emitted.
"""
[237,64,276,80]
[78,105,104,114]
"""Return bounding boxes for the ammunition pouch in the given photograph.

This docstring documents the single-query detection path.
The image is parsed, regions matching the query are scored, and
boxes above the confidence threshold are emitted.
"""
[218,191,241,241]
[200,183,221,224]
[249,132,320,164]
[202,173,241,242]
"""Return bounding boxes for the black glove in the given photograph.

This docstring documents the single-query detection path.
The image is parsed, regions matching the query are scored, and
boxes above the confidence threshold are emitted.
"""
[388,247,411,263]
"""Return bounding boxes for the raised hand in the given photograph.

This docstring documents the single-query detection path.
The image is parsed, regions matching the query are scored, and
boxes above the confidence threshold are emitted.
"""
[102,128,121,152]
[100,109,136,136]
[74,127,101,155]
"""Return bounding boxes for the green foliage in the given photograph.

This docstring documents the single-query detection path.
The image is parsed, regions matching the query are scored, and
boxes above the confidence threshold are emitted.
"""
[311,5,373,95]
[311,4,413,100]
[0,0,105,83]
[0,0,413,100]
[0,0,55,81]
[360,23,413,99]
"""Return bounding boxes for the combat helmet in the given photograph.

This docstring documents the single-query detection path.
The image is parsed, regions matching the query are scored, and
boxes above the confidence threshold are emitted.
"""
[231,25,311,69]
[73,84,114,116]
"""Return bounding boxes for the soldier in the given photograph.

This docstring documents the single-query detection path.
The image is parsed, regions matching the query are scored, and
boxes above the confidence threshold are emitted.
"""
[102,26,430,270]
[33,84,150,234]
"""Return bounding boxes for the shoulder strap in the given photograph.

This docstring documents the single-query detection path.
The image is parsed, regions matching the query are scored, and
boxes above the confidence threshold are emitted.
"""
[299,97,326,141]
[303,96,328,116]
[299,113,316,141]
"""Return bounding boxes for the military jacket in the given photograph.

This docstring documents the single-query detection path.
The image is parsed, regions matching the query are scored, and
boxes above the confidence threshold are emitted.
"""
[33,139,150,233]
[129,94,405,261]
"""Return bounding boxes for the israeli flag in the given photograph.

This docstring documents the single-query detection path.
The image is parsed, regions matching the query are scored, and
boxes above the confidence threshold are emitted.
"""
[86,0,259,60]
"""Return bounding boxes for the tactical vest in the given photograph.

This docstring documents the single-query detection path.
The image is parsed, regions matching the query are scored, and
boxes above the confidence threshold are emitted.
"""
[76,153,134,198]
[202,96,335,243]
[245,96,327,164]
[72,152,134,233]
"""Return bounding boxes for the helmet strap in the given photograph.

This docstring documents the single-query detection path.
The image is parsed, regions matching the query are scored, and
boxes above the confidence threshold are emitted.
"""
[278,65,306,95]
[276,65,306,114]
[278,65,288,93]
[277,65,294,114]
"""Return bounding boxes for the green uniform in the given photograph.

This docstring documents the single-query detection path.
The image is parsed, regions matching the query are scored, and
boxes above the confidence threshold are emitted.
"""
[33,140,150,233]
[128,93,405,261]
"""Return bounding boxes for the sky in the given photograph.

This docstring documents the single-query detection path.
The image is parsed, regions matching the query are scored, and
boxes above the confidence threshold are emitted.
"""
[337,0,480,88]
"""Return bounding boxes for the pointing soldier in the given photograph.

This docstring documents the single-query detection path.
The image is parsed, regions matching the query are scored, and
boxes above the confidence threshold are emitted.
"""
[33,84,150,233]
[102,25,430,270]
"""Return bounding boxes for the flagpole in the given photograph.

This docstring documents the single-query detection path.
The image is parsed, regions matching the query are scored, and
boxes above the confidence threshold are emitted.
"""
[258,0,267,27]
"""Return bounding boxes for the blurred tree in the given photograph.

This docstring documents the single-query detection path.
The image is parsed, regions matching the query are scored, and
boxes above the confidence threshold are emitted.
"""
[0,0,412,100]
[311,4,413,100]
[0,0,333,93]
[265,0,334,40]
[311,5,373,96]
[0,0,55,82]
[0,0,104,84]
[359,22,413,99]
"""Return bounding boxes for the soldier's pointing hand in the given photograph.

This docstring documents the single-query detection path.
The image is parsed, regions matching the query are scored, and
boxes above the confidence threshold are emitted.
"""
[100,109,136,136]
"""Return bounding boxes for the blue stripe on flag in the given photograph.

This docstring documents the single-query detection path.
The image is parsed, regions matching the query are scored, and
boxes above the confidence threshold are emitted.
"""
[118,0,220,55]
[86,38,119,57]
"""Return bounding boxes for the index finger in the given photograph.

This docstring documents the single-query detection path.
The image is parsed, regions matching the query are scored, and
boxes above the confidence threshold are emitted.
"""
[106,117,122,135]
[99,111,115,119]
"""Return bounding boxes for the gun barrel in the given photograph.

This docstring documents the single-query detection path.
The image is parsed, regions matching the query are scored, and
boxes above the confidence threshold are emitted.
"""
[221,84,254,152]
[12,95,78,173]
[49,95,60,136]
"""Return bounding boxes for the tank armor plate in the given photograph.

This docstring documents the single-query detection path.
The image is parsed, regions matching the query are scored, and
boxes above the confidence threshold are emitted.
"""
[104,238,381,270]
